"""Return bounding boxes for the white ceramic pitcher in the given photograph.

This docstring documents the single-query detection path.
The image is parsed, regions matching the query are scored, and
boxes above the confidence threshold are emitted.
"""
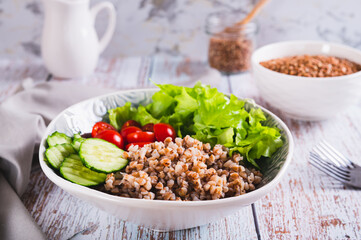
[41,0,116,78]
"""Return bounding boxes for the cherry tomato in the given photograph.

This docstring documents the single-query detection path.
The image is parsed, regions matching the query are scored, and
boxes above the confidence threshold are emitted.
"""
[125,142,153,150]
[142,123,154,132]
[126,131,155,143]
[154,123,176,142]
[121,120,141,130]
[94,130,124,149]
[92,121,116,138]
[120,126,142,139]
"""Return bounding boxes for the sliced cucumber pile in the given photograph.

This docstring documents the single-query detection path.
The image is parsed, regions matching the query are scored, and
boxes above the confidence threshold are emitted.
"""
[45,143,76,169]
[60,154,107,186]
[44,130,129,187]
[80,138,128,173]
[72,133,85,152]
[47,131,72,147]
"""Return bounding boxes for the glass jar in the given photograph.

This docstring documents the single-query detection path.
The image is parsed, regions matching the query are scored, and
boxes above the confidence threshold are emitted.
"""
[205,11,258,74]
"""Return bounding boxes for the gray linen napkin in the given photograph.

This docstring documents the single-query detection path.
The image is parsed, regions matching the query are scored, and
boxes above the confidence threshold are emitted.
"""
[0,81,114,239]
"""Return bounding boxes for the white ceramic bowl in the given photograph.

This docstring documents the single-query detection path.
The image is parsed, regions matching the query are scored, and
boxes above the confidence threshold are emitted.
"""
[251,41,361,121]
[39,88,294,231]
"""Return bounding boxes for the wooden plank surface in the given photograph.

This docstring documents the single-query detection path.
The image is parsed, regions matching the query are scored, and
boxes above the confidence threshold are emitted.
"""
[0,58,49,102]
[21,169,259,240]
[14,56,258,240]
[229,74,361,239]
[2,56,360,239]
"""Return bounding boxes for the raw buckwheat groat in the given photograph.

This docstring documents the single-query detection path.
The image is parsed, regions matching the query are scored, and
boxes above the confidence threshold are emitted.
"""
[260,55,361,77]
[104,135,262,201]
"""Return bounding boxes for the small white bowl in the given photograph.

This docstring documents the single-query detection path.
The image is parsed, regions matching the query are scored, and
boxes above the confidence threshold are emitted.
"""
[39,89,293,231]
[251,41,361,121]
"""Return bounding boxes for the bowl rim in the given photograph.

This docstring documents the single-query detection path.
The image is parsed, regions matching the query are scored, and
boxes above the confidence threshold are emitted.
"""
[251,40,361,81]
[39,88,294,207]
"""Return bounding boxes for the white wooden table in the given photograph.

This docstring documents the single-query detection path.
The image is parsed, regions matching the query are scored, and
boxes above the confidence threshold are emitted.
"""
[1,56,361,239]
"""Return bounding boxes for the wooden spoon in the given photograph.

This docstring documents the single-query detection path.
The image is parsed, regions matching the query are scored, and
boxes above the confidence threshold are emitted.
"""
[237,0,269,26]
[223,0,270,33]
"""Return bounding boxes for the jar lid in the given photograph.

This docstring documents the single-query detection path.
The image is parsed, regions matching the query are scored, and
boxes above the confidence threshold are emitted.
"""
[205,11,257,36]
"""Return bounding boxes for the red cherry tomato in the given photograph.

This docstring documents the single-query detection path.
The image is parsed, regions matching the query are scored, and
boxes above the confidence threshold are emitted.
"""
[121,120,141,130]
[142,123,154,132]
[92,121,116,138]
[154,123,176,142]
[120,126,142,139]
[94,130,124,149]
[126,131,155,143]
[125,142,153,150]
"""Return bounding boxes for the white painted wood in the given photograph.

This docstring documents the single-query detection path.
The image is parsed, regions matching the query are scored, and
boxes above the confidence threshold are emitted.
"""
[2,0,361,61]
[52,57,145,89]
[0,59,49,102]
[17,57,257,240]
[22,161,258,240]
[229,74,361,239]
[6,56,360,239]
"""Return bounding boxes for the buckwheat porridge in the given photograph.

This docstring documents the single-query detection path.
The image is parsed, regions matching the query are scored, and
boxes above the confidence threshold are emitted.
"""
[104,135,262,201]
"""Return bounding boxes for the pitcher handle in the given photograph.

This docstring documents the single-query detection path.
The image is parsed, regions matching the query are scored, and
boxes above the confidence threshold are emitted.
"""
[91,2,116,54]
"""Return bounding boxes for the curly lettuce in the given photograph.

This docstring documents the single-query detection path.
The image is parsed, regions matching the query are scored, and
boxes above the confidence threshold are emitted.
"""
[108,82,283,168]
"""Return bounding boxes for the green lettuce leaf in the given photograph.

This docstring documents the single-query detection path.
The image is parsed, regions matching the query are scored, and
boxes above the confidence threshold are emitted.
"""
[107,82,283,169]
[108,102,137,130]
[135,105,162,126]
[174,87,198,119]
[147,91,175,118]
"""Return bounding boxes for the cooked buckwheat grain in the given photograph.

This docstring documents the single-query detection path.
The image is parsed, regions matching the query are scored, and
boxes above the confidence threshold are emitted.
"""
[104,135,262,201]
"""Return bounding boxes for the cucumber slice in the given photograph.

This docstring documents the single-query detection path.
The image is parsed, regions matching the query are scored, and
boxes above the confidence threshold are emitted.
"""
[74,133,82,139]
[45,143,76,169]
[47,131,72,147]
[60,154,107,186]
[72,134,85,152]
[79,138,128,173]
